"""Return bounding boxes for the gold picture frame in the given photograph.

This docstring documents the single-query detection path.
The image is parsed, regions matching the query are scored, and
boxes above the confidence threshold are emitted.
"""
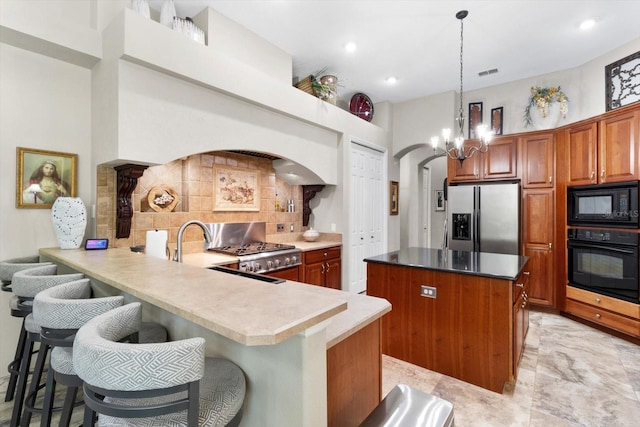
[213,166,260,211]
[16,147,77,209]
[390,181,399,215]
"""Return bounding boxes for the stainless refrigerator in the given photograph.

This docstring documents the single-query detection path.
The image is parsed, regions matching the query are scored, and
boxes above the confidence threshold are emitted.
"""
[447,182,520,255]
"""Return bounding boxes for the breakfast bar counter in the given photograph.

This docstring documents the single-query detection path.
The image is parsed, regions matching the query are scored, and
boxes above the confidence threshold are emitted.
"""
[40,247,390,426]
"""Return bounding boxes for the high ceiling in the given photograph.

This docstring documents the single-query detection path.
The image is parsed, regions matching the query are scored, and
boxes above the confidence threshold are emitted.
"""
[148,0,640,105]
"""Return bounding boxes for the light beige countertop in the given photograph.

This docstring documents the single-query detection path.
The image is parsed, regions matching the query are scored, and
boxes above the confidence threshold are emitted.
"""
[40,247,389,350]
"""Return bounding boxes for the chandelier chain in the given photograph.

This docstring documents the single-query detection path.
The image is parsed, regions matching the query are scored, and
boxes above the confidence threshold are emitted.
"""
[458,13,465,137]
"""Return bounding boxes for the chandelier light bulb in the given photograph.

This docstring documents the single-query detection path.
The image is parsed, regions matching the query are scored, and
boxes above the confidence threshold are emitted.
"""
[442,128,451,143]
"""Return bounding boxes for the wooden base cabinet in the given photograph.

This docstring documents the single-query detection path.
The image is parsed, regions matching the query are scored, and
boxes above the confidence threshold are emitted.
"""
[303,247,341,289]
[367,262,530,393]
[513,272,530,372]
[565,286,640,338]
[522,189,555,307]
[327,320,381,426]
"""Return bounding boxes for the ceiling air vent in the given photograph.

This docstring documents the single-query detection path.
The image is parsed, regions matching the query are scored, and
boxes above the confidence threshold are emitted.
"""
[478,68,499,77]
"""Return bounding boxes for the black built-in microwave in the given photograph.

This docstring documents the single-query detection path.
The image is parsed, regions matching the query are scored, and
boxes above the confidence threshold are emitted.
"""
[567,181,639,228]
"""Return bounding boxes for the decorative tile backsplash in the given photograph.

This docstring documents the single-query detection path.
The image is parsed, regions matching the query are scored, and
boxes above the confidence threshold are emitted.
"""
[97,152,303,255]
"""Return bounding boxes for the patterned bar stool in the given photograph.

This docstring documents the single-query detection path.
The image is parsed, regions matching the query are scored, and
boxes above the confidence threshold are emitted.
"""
[0,256,54,402]
[9,264,84,427]
[74,303,246,427]
[30,278,124,427]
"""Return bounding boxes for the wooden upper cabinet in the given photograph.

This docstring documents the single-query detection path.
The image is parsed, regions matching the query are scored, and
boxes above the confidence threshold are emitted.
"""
[566,122,598,185]
[567,108,639,185]
[520,132,555,188]
[447,136,517,182]
[599,109,639,183]
[447,146,481,182]
[483,136,518,179]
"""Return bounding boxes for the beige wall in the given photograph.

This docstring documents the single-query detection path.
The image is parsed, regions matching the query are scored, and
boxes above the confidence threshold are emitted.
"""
[97,152,303,255]
[0,42,94,378]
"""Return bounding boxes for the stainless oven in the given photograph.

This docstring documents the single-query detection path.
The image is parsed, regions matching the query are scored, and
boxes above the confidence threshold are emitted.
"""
[567,228,639,303]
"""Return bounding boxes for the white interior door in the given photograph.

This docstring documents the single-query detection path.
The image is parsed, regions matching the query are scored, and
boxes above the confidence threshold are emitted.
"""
[350,142,384,294]
[422,167,431,247]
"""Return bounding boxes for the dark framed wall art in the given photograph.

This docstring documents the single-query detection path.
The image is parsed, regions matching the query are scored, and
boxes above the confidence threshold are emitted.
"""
[390,181,399,215]
[491,107,504,135]
[605,50,640,111]
[468,102,483,139]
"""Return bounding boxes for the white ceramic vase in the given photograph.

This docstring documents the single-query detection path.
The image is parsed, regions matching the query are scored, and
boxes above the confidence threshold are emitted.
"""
[531,102,562,130]
[160,0,177,27]
[51,197,87,249]
[131,0,150,18]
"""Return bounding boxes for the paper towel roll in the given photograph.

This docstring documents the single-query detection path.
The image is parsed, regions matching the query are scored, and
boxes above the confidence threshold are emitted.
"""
[146,230,168,259]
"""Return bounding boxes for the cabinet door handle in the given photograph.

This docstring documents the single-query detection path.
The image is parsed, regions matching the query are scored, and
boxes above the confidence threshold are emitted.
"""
[325,262,330,273]
[548,242,552,250]
[590,171,595,181]
[595,298,601,303]
[548,176,552,184]
[601,169,605,179]
[523,271,530,276]
[321,264,325,274]
[595,313,601,319]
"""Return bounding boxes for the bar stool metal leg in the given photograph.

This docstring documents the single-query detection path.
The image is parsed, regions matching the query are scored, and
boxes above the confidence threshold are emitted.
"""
[5,317,27,402]
[10,332,43,427]
[19,334,51,427]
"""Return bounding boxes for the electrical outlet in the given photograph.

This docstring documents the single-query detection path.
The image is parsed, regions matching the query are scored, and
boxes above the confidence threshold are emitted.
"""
[421,285,437,298]
[277,224,285,232]
[290,224,294,232]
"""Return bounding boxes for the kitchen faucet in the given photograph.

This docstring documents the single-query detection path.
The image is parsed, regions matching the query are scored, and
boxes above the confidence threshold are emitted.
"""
[173,220,213,263]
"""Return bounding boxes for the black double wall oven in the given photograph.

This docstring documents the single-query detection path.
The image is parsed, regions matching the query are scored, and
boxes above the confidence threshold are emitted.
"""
[567,228,639,303]
[567,180,639,304]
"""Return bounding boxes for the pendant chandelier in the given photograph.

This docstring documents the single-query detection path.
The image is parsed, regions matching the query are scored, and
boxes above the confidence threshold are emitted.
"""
[431,10,493,165]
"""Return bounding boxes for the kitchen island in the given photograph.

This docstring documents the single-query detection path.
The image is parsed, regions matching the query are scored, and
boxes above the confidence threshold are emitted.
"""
[365,247,530,393]
[40,247,390,426]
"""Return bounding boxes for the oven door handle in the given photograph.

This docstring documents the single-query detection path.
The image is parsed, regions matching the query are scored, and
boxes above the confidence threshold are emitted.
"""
[567,241,636,254]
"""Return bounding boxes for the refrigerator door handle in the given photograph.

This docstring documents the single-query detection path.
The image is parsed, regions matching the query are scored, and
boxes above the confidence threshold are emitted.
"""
[474,186,480,252]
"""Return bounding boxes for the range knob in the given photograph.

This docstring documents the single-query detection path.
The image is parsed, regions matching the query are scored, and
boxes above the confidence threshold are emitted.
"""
[284,257,291,265]
[253,262,261,272]
[266,260,273,269]
[274,259,281,267]
[291,255,298,264]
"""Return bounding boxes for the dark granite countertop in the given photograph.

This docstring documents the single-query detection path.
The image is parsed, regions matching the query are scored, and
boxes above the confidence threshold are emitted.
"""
[364,247,529,281]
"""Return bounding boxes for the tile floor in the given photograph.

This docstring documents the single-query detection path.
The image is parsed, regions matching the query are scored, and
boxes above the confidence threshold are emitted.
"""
[382,310,640,426]
[0,311,638,426]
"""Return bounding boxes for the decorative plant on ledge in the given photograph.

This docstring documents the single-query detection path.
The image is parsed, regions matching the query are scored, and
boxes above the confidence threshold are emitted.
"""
[310,67,340,104]
[524,86,569,127]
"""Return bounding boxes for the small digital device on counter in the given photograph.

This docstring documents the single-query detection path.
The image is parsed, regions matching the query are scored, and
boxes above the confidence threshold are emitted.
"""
[85,239,109,250]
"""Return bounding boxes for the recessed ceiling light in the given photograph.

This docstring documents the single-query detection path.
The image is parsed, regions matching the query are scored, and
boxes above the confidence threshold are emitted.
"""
[345,42,357,53]
[386,76,397,84]
[580,19,596,30]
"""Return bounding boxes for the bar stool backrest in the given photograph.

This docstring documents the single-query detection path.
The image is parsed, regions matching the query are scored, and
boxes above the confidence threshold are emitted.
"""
[12,265,84,299]
[74,303,205,391]
[33,279,124,331]
[0,255,53,283]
